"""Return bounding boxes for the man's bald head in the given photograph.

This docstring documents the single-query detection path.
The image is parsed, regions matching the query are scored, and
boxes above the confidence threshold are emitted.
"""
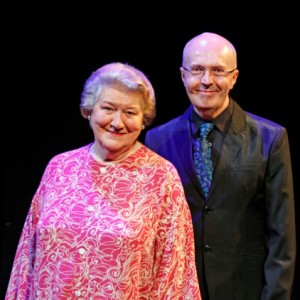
[182,32,237,68]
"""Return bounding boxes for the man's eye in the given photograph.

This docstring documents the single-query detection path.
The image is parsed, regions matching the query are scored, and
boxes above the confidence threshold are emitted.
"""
[214,69,225,74]
[192,67,204,72]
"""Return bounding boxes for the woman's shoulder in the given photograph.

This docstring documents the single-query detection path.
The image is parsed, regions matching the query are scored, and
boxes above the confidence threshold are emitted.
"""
[141,144,179,170]
[47,143,91,165]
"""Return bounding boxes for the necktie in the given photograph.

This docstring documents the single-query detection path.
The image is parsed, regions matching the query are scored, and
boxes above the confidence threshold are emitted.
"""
[193,122,214,198]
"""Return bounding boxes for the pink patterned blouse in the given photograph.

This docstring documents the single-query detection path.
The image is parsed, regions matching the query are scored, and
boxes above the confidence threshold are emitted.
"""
[6,144,201,300]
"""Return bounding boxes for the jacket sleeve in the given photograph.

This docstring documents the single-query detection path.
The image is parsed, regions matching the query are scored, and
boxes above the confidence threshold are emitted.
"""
[261,128,296,299]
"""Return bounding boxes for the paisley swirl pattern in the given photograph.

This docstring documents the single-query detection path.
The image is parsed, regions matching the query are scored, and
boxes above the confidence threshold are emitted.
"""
[5,144,201,300]
[193,123,214,198]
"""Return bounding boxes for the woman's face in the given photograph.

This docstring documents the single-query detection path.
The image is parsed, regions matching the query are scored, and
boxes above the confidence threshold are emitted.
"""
[90,86,144,161]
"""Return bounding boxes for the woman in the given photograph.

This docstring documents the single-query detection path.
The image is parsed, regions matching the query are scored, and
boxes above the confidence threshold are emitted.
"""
[5,62,201,299]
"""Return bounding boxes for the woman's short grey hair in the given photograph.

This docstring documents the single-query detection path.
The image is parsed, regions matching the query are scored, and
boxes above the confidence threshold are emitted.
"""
[80,62,156,127]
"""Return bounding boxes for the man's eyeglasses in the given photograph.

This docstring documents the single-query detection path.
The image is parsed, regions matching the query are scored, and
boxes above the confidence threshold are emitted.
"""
[182,66,237,77]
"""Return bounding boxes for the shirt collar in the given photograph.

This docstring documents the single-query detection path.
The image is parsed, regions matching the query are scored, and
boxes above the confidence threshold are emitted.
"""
[190,98,233,137]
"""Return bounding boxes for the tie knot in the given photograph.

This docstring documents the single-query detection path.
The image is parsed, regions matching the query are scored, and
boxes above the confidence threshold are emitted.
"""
[199,123,214,138]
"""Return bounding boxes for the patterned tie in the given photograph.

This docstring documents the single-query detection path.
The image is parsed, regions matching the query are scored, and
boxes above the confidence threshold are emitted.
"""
[193,122,214,198]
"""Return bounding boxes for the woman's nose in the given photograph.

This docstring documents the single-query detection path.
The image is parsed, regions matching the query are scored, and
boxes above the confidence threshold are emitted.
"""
[111,111,124,129]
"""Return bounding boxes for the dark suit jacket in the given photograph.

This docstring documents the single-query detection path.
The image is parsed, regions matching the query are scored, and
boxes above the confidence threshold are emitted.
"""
[144,100,296,300]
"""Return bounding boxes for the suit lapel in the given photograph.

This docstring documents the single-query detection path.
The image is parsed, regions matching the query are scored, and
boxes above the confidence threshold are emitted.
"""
[173,107,205,197]
[208,101,247,199]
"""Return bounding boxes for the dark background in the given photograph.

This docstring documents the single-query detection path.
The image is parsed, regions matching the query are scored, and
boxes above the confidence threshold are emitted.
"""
[2,5,299,299]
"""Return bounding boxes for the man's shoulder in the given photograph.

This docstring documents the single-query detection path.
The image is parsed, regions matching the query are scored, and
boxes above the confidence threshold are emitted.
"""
[232,100,285,132]
[246,111,284,129]
[147,108,191,135]
[147,105,192,135]
[148,116,181,132]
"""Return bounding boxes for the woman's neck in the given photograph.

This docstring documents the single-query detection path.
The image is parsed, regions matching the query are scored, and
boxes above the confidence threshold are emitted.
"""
[90,141,141,163]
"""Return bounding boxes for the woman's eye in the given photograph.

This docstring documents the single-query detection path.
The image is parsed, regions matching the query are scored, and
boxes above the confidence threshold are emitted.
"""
[126,111,135,115]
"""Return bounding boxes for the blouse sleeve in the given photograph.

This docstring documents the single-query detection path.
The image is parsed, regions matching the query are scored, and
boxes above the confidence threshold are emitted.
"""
[5,169,48,300]
[150,162,202,300]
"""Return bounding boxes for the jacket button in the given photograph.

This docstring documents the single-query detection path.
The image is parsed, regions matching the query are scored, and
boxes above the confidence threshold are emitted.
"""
[203,205,212,214]
[204,244,211,252]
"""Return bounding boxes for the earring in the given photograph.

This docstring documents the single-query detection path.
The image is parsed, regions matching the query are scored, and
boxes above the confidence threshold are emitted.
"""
[141,124,145,129]
[87,115,91,121]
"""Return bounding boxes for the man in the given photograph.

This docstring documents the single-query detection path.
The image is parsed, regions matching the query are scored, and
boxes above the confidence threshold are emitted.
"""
[145,32,296,299]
